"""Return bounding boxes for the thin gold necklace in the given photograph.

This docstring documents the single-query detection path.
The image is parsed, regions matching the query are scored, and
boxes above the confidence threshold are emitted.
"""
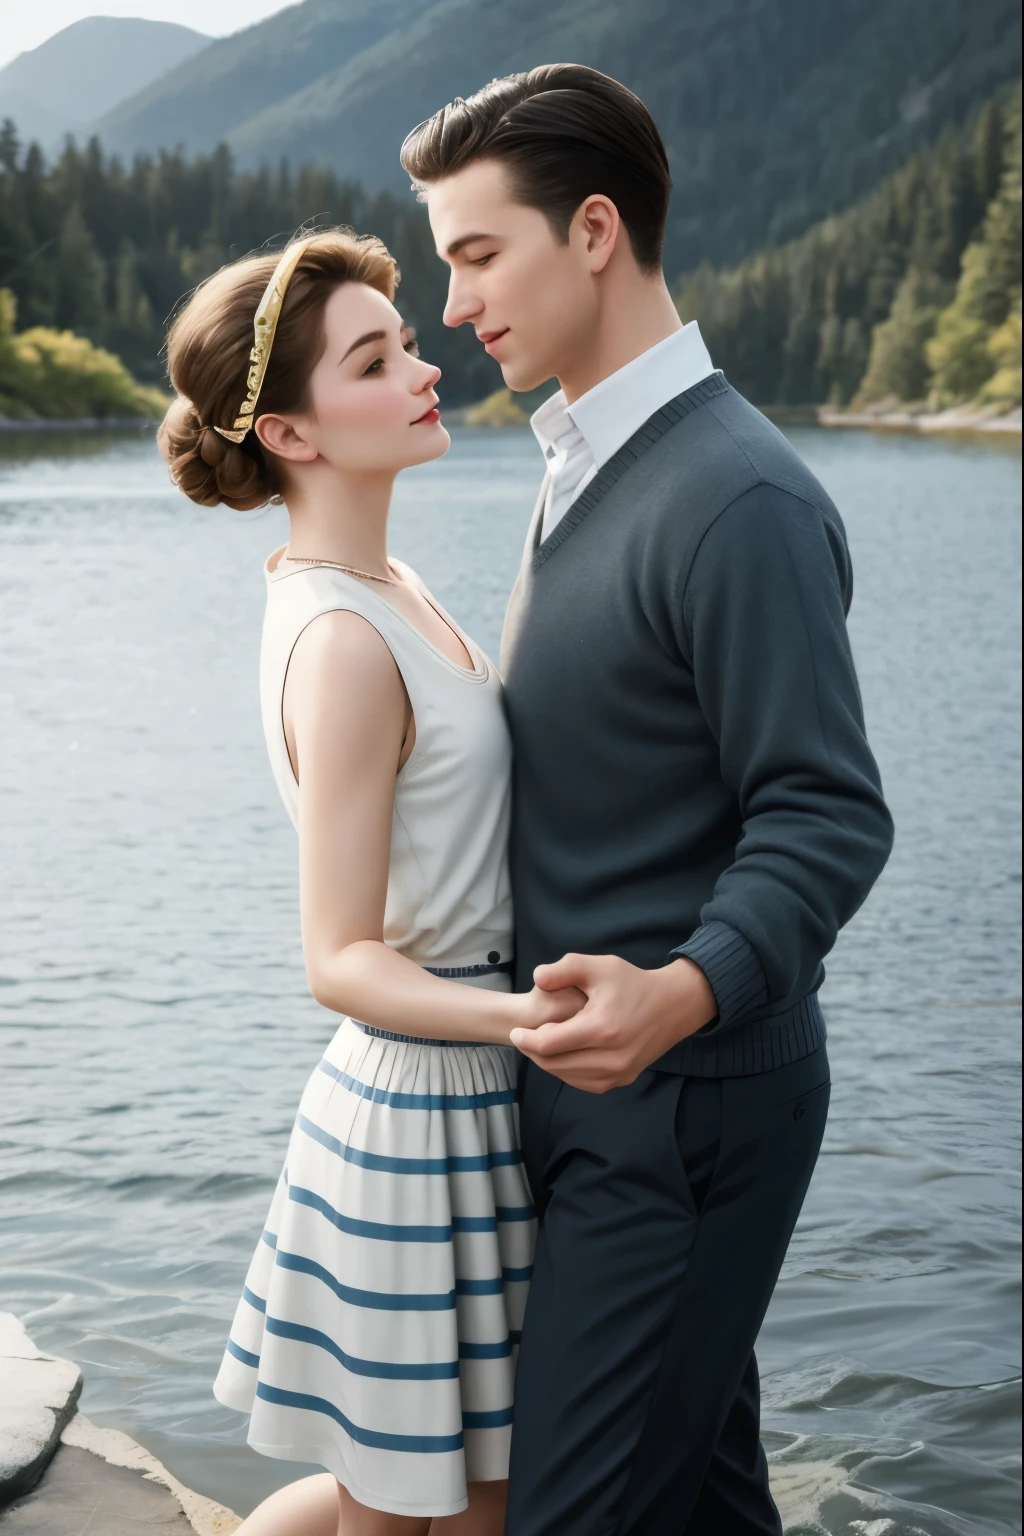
[285,555,398,585]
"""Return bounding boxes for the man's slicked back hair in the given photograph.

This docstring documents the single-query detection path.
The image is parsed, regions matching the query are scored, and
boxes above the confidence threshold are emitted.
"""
[400,64,672,273]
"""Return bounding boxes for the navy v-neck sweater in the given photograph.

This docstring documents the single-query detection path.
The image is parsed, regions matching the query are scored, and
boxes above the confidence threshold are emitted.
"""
[500,374,893,1077]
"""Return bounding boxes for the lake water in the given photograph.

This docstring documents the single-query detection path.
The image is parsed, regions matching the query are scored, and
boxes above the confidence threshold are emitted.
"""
[0,424,1020,1534]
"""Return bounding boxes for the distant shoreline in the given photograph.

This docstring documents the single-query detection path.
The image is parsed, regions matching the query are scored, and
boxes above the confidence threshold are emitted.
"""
[448,398,1022,437]
[763,404,1022,437]
[0,417,158,433]
[2,407,1020,441]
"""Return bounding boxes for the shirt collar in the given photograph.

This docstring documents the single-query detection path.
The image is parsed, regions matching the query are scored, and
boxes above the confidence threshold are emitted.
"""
[529,387,579,468]
[529,321,715,473]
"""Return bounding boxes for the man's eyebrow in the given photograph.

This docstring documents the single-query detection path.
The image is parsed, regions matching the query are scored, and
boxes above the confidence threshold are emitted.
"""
[443,231,497,258]
[341,329,387,361]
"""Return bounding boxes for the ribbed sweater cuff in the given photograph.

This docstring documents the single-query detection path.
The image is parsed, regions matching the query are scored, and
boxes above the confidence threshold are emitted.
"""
[671,921,769,1028]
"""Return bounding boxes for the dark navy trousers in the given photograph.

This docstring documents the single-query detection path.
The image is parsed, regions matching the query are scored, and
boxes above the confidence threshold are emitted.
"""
[505,1046,830,1535]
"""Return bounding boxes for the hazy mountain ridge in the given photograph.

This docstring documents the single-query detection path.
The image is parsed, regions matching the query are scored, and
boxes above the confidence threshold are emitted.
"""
[95,0,422,166]
[0,17,209,152]
[91,0,1021,273]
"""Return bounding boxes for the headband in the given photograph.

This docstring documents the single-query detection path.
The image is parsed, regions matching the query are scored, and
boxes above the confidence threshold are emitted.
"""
[214,237,316,443]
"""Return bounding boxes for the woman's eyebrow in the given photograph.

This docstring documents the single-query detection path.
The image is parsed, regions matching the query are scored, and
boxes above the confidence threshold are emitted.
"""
[341,329,387,362]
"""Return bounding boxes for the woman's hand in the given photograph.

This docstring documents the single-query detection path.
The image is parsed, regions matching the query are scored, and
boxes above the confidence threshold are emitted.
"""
[514,984,587,1032]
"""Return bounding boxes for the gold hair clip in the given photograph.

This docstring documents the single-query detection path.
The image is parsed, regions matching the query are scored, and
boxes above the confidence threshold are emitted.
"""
[214,237,316,443]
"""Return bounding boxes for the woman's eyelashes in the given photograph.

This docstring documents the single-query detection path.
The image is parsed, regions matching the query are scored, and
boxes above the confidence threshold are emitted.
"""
[361,335,420,376]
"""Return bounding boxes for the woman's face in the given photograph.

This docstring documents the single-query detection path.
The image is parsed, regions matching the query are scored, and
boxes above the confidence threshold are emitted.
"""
[264,282,450,475]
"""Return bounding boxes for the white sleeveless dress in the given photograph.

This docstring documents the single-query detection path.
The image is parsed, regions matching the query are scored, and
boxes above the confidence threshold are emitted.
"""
[212,551,532,1518]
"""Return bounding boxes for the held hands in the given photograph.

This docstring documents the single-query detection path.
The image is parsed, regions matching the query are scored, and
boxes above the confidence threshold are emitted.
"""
[510,954,717,1094]
[515,983,587,1029]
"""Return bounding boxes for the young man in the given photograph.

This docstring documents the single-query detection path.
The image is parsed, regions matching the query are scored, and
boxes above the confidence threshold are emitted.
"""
[402,66,893,1535]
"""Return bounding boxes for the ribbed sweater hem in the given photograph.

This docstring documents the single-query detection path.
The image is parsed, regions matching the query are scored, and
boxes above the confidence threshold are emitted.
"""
[653,992,827,1077]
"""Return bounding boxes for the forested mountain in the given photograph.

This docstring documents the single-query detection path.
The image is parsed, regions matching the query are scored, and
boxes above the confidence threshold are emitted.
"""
[0,19,209,154]
[676,83,1022,409]
[95,0,1021,274]
[0,82,1019,413]
[0,4,1018,415]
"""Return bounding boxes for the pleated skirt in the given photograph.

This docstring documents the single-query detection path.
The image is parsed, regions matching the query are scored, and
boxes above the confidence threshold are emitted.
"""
[213,1017,535,1518]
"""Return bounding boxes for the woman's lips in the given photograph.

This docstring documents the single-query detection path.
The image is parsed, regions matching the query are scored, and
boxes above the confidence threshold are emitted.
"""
[412,405,441,425]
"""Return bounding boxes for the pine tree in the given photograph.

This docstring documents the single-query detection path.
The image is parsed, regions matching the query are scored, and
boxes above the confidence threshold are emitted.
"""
[975,99,1006,208]
[856,268,946,403]
[53,205,106,334]
[980,300,1022,404]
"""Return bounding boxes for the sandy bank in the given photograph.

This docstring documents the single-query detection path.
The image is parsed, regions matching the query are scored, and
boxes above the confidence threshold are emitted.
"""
[818,403,1021,436]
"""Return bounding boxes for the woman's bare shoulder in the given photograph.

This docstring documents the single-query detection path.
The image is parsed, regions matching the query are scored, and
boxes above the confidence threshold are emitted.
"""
[291,606,400,684]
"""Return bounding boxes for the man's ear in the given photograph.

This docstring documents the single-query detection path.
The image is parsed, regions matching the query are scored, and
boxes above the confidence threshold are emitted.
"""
[255,413,319,463]
[577,195,620,275]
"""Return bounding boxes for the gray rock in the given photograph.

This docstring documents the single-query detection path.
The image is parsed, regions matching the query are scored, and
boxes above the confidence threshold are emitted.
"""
[0,1316,240,1532]
[0,1316,82,1504]
[60,1415,241,1533]
[0,1444,193,1531]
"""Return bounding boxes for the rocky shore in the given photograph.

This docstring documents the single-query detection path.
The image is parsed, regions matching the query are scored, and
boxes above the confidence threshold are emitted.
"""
[0,1315,239,1534]
[0,1309,884,1530]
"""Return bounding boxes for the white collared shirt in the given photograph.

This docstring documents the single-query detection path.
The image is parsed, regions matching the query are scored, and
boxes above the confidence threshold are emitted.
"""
[530,322,716,543]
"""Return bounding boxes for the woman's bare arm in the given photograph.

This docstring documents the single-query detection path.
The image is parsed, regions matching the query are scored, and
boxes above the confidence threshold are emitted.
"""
[285,609,580,1043]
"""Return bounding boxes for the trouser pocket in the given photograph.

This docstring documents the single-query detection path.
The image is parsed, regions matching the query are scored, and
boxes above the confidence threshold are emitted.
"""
[673,1075,723,1216]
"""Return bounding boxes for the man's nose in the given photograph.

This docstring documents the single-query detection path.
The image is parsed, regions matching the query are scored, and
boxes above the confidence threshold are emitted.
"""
[443,273,482,330]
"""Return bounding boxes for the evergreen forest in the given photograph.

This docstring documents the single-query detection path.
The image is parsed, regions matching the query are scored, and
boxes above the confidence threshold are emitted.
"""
[676,83,1022,410]
[0,130,498,407]
[0,80,1020,418]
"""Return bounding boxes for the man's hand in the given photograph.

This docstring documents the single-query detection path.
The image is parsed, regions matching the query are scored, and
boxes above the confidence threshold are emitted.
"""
[509,954,717,1093]
[514,983,587,1029]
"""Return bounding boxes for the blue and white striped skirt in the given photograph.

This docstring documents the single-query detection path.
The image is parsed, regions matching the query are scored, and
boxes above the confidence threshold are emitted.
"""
[213,1016,535,1518]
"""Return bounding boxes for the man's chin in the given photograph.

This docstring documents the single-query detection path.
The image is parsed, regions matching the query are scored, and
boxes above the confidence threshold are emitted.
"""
[501,360,550,395]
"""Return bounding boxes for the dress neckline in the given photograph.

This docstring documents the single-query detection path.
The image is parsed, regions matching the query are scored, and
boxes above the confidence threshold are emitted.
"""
[266,547,488,683]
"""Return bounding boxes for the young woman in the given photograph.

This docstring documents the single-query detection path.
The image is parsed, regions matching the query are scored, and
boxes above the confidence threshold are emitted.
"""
[158,230,581,1536]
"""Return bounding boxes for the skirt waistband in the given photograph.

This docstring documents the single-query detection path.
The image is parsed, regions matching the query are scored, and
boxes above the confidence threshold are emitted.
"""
[352,961,513,1047]
[423,961,513,979]
[352,1021,495,1048]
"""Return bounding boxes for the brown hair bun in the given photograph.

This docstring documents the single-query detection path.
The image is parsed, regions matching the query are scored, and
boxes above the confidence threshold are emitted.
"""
[159,229,397,512]
[158,394,270,511]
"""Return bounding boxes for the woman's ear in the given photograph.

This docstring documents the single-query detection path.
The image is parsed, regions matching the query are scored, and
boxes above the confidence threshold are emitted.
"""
[255,413,319,464]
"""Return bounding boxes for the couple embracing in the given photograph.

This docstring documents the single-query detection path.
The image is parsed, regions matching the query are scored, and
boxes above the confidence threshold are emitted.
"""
[160,64,892,1536]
